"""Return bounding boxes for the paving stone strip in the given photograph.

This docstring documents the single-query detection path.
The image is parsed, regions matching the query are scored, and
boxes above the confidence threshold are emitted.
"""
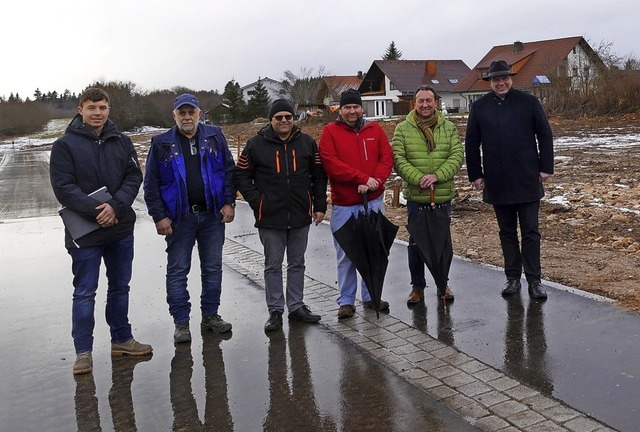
[223,239,616,432]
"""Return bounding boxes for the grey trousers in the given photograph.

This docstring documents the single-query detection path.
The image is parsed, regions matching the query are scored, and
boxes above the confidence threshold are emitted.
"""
[258,225,310,313]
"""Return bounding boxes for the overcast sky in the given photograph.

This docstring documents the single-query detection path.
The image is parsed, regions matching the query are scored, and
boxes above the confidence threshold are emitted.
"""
[1,0,637,100]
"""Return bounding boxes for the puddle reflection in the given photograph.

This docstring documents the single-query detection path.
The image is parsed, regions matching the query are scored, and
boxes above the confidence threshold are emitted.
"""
[74,356,151,432]
[504,296,553,394]
[170,332,233,431]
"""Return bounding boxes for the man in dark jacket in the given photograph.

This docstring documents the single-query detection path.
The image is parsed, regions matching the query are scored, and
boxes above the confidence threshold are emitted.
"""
[50,88,152,375]
[235,99,327,332]
[143,94,236,343]
[465,60,554,300]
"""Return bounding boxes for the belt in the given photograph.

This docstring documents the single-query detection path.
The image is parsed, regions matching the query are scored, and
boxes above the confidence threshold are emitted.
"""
[190,204,206,214]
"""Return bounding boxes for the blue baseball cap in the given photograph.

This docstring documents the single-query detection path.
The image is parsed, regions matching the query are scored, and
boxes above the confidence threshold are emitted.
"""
[174,93,200,110]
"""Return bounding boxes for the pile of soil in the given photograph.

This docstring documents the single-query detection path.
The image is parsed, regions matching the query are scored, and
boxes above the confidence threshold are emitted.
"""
[134,113,640,312]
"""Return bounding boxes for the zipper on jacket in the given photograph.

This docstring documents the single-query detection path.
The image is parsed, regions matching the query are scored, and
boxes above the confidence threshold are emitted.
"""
[283,144,291,227]
[292,148,297,171]
[361,134,369,161]
[275,150,281,173]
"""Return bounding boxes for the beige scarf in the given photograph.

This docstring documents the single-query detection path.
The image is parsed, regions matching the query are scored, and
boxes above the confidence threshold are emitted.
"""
[413,112,439,152]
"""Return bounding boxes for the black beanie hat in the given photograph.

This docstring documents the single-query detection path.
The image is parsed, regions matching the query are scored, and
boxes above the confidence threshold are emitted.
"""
[268,99,295,119]
[340,89,362,107]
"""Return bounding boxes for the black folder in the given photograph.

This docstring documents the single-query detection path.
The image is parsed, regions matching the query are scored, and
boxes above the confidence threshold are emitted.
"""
[58,187,112,240]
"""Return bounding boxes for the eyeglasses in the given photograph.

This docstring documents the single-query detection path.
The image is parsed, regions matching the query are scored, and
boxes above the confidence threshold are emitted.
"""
[274,114,293,122]
[189,138,197,156]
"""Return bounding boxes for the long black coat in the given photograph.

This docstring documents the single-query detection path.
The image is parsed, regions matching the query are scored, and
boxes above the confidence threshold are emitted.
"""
[465,88,554,205]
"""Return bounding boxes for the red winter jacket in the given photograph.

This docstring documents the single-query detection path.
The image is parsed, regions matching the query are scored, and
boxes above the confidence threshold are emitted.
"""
[319,119,393,206]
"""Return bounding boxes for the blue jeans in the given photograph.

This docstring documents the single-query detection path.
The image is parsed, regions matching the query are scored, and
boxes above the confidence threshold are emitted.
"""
[407,201,451,290]
[68,234,134,354]
[258,226,310,313]
[330,195,385,306]
[165,211,225,324]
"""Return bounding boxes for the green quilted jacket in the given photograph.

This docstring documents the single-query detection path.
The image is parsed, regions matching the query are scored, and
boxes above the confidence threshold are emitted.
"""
[392,110,464,204]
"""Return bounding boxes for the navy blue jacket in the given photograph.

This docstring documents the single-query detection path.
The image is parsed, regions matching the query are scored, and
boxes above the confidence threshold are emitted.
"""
[143,124,236,223]
[50,115,142,249]
[465,88,554,205]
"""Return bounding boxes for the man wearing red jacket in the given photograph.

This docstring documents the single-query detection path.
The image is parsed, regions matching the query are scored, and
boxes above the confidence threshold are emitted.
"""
[319,89,394,319]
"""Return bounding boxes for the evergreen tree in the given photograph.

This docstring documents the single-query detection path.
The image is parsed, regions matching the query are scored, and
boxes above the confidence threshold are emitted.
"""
[382,41,403,60]
[222,79,246,124]
[33,88,42,101]
[247,79,271,120]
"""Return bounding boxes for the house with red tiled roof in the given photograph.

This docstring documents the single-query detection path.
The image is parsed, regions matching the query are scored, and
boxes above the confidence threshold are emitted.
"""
[455,36,605,107]
[319,74,363,108]
[357,60,471,117]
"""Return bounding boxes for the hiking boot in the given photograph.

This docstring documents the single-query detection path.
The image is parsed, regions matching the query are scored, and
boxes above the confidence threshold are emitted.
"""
[111,339,153,356]
[264,310,283,332]
[337,304,355,320]
[73,352,92,375]
[407,287,424,304]
[362,300,390,310]
[288,305,321,323]
[528,281,548,300]
[174,323,191,343]
[502,279,521,296]
[201,314,232,333]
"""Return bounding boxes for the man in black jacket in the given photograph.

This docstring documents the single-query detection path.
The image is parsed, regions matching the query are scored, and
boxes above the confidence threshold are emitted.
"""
[465,60,554,300]
[235,99,328,332]
[50,88,152,375]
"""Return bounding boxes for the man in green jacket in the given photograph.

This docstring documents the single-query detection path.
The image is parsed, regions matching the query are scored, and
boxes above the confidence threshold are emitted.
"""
[392,85,464,304]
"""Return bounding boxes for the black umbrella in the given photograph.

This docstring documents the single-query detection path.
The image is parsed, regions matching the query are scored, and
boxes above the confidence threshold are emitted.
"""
[405,186,453,309]
[333,194,399,317]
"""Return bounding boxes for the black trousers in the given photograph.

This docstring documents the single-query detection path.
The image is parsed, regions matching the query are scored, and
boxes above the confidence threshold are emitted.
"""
[492,200,541,283]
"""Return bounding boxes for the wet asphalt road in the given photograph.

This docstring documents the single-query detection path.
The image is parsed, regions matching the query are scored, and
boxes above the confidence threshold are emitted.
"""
[2,148,640,430]
[0,149,477,431]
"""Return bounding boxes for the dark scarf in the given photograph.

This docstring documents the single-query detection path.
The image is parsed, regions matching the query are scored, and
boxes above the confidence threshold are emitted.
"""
[413,112,439,152]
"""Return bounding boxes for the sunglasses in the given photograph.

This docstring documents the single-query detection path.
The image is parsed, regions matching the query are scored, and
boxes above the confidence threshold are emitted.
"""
[274,114,293,122]
[189,138,197,156]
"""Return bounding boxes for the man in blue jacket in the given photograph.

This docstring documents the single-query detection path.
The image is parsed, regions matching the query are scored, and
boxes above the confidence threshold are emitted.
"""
[144,94,236,343]
[465,60,554,300]
[50,87,152,375]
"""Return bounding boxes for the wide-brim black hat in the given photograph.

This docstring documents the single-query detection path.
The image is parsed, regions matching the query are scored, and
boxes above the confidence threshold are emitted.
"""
[483,60,517,81]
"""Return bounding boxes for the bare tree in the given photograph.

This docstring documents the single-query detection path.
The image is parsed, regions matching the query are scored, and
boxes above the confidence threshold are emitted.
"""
[280,66,328,109]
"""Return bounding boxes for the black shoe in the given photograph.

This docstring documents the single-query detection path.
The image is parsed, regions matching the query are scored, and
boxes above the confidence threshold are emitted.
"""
[502,279,521,296]
[528,281,548,300]
[264,310,283,332]
[288,305,321,323]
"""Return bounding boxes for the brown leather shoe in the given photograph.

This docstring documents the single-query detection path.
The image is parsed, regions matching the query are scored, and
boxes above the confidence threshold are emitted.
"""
[443,286,454,300]
[407,288,424,304]
[337,305,355,320]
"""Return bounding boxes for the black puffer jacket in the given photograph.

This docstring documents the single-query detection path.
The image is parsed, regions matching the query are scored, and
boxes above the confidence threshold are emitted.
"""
[50,115,142,249]
[235,124,327,229]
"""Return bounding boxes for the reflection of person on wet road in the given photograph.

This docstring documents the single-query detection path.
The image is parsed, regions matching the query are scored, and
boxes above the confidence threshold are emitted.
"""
[264,328,336,431]
[465,60,554,300]
[50,88,152,376]
[504,297,553,394]
[319,89,394,320]
[235,99,327,332]
[144,94,237,343]
[392,85,463,305]
[109,356,151,431]
[170,334,233,431]
[73,356,153,432]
